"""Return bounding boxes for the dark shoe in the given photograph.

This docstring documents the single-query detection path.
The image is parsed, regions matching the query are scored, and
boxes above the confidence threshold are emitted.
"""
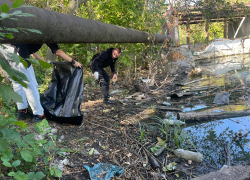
[104,99,115,104]
[32,113,46,123]
[17,108,28,120]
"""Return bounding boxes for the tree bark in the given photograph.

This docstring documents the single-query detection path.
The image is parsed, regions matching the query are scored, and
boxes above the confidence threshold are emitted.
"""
[0,0,167,44]
[178,111,250,122]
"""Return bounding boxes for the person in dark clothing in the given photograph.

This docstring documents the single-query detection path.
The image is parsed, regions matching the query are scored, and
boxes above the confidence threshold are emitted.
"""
[1,43,82,123]
[89,47,121,104]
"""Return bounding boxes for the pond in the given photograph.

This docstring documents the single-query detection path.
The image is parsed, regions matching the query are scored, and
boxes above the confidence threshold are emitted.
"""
[170,55,250,168]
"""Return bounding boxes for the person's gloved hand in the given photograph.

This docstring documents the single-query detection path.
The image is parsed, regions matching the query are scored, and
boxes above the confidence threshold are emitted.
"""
[94,72,99,80]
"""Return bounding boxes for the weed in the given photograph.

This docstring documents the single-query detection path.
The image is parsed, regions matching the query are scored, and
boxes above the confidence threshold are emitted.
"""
[0,117,67,179]
[138,121,146,144]
[150,115,196,151]
[85,75,98,88]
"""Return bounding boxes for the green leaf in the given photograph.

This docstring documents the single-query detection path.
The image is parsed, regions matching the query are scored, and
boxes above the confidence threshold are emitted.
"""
[20,150,33,162]
[2,127,21,140]
[48,140,55,148]
[12,0,24,9]
[3,161,12,167]
[54,169,62,177]
[26,58,39,65]
[26,29,42,34]
[1,3,9,13]
[23,133,35,142]
[11,10,22,15]
[14,121,28,129]
[0,85,23,104]
[0,138,8,152]
[0,75,4,82]
[6,28,19,33]
[28,171,46,180]
[1,13,9,18]
[8,171,28,180]
[39,60,53,69]
[12,160,21,167]
[4,33,14,39]
[89,148,94,155]
[11,53,21,64]
[0,60,28,88]
[15,13,35,17]
[20,59,28,69]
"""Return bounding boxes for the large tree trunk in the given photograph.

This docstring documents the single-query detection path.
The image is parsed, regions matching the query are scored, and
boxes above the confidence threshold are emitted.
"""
[0,0,168,44]
[178,111,250,122]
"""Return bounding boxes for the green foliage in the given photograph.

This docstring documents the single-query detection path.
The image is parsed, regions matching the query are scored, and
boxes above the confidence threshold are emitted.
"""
[150,116,195,152]
[0,116,63,179]
[162,162,176,172]
[138,121,146,144]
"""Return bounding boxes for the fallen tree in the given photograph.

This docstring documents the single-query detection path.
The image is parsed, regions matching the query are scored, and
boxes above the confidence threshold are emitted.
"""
[178,111,250,122]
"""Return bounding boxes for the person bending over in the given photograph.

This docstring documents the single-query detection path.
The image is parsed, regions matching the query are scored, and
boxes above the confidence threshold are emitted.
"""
[89,47,121,104]
[1,43,82,122]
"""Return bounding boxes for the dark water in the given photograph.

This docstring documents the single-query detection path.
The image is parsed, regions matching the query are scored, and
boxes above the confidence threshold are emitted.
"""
[169,57,250,167]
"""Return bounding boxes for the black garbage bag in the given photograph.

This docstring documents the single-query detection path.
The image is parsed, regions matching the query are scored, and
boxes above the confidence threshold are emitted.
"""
[41,62,83,125]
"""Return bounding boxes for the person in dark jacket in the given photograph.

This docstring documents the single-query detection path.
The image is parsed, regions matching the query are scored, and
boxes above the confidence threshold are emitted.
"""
[89,47,121,104]
[1,43,82,123]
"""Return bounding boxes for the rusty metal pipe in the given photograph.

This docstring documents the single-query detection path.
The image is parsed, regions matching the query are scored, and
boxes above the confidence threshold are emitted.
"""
[0,0,168,44]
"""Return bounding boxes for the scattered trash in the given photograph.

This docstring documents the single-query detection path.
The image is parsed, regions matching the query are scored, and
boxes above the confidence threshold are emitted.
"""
[163,102,171,106]
[51,128,58,134]
[154,144,167,156]
[187,160,192,165]
[166,96,171,100]
[110,89,123,95]
[168,91,193,98]
[84,163,123,180]
[165,112,178,120]
[142,79,155,86]
[163,119,185,125]
[213,92,229,105]
[221,165,229,170]
[148,155,160,170]
[136,94,146,100]
[173,149,203,162]
[52,158,70,171]
[58,135,65,142]
[34,134,44,141]
[184,164,189,167]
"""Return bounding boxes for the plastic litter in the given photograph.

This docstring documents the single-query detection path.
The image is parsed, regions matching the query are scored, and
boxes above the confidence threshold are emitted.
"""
[148,156,160,170]
[213,92,229,105]
[163,102,171,106]
[173,149,203,162]
[84,163,123,180]
[110,89,123,95]
[41,62,83,125]
[163,119,185,125]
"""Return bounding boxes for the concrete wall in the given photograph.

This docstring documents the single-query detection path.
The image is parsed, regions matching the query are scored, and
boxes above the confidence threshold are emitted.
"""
[228,16,250,38]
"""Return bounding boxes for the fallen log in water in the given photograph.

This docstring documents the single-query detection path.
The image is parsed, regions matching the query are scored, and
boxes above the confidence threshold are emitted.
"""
[157,106,183,112]
[178,111,250,122]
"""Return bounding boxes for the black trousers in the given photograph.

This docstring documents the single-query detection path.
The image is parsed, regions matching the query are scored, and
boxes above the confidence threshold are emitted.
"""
[90,61,110,100]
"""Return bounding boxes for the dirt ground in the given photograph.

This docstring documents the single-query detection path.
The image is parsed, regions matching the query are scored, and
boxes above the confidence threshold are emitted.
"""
[13,69,228,180]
